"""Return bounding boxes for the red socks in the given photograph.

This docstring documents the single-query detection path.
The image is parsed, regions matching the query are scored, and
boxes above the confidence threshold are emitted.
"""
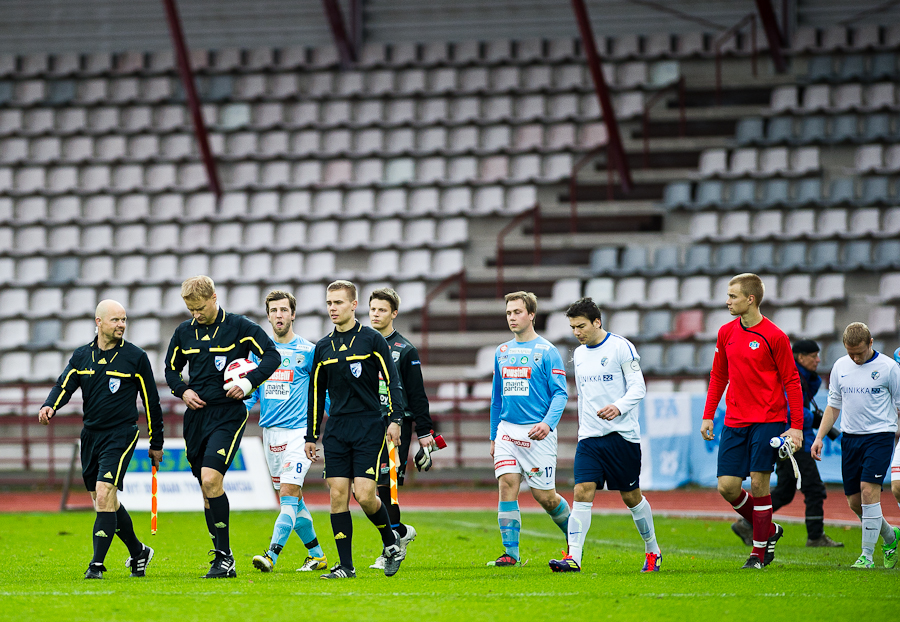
[751,494,774,560]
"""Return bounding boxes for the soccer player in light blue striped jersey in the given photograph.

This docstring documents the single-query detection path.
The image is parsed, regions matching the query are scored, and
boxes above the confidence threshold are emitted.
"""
[548,298,660,574]
[488,291,570,567]
[246,290,327,573]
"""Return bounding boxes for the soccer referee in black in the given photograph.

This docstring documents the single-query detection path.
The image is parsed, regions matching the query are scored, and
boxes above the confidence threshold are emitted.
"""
[368,287,437,569]
[304,280,406,579]
[39,299,163,580]
[165,276,280,578]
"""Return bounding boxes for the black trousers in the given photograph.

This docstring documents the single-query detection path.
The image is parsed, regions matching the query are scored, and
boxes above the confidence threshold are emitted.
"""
[771,450,827,540]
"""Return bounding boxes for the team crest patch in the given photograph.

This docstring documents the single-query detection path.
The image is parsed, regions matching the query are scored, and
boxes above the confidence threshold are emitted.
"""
[392,350,400,362]
[350,362,362,378]
[520,355,529,364]
[872,370,880,380]
[749,341,760,350]
[214,356,227,371]
[534,352,542,363]
[108,378,120,394]
[296,354,305,365]
[601,356,609,366]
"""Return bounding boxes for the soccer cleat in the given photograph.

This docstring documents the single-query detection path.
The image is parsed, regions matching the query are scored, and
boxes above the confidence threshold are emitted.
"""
[486,553,520,567]
[383,543,403,577]
[368,554,386,570]
[548,552,581,573]
[882,526,900,569]
[763,523,784,566]
[396,524,417,561]
[320,564,356,579]
[741,556,764,570]
[252,552,274,572]
[297,555,328,572]
[641,552,661,573]
[203,549,237,578]
[806,534,844,548]
[851,555,875,569]
[125,545,154,577]
[731,518,753,547]
[84,562,106,579]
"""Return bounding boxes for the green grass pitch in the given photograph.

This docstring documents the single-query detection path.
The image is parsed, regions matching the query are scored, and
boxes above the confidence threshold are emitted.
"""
[1,509,896,621]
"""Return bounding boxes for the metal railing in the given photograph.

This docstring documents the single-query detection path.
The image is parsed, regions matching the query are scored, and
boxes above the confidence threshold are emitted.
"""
[495,204,542,297]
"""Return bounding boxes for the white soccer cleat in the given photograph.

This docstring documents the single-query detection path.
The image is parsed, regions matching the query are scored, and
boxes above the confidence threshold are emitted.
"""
[368,554,386,570]
[252,552,274,572]
[297,555,327,572]
[396,524,417,561]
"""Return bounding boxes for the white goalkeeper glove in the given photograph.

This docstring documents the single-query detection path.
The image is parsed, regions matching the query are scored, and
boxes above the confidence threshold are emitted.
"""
[414,446,433,472]
[223,377,253,398]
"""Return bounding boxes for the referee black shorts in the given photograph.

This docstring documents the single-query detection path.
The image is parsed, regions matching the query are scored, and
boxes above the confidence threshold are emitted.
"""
[377,417,414,487]
[323,414,387,481]
[183,402,249,480]
[81,423,140,492]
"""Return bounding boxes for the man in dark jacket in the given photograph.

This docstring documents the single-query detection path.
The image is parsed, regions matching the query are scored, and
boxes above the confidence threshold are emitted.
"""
[732,339,843,548]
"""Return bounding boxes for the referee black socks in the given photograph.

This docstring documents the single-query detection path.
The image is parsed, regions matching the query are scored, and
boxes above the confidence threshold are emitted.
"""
[91,511,117,564]
[115,504,143,558]
[378,485,407,538]
[207,493,231,554]
[331,511,354,569]
[366,500,398,547]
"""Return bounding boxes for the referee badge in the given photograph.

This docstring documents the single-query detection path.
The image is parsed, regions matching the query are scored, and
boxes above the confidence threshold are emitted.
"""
[108,378,120,394]
[214,356,227,371]
[350,362,362,378]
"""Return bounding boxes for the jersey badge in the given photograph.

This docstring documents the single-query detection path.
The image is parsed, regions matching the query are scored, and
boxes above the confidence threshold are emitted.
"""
[392,350,401,362]
[350,362,362,378]
[630,360,641,372]
[519,355,529,364]
[499,344,508,353]
[108,378,120,394]
[534,352,542,363]
[296,354,305,366]
[601,356,608,366]
[394,342,406,348]
[214,355,227,371]
[749,341,760,350]
[281,356,291,367]
[872,370,880,380]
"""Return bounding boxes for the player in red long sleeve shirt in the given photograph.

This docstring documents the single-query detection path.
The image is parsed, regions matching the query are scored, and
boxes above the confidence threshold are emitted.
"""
[701,274,804,570]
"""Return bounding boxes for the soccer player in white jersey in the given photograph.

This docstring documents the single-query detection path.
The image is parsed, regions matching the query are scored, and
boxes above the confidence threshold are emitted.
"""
[488,291,570,566]
[812,322,900,569]
[246,291,327,573]
[548,297,661,573]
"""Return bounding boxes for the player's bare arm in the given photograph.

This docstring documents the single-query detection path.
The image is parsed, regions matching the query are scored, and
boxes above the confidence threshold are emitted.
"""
[811,405,840,461]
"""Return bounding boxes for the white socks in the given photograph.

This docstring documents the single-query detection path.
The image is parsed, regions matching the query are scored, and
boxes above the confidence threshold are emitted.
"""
[567,501,592,567]
[861,503,882,559]
[629,496,661,555]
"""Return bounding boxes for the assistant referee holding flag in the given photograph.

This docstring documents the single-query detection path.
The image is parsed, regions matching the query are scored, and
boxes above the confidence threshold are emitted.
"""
[39,299,164,580]
[305,280,406,579]
[165,276,280,578]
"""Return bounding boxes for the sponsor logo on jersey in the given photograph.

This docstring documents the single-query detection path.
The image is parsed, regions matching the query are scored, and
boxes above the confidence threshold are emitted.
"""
[502,367,531,379]
[535,343,550,350]
[269,368,294,382]
[394,342,406,348]
[350,362,362,378]
[525,467,542,479]
[603,374,613,381]
[749,341,760,350]
[281,356,292,367]
[601,357,609,366]
[494,459,517,470]
[297,344,313,352]
[108,378,120,394]
[842,386,881,394]
[411,360,421,365]
[269,443,287,453]
[282,462,292,472]
[214,355,227,371]
[519,355,529,364]
[501,434,531,448]
[499,344,508,353]
[509,348,530,355]
[871,370,880,380]
[552,369,566,375]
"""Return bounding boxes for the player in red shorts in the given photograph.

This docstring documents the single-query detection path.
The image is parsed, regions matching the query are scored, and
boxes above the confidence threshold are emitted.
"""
[701,273,804,569]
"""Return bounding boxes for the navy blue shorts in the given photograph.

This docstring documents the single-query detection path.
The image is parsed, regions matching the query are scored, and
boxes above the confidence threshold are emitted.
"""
[840,432,895,496]
[717,422,784,478]
[574,433,641,492]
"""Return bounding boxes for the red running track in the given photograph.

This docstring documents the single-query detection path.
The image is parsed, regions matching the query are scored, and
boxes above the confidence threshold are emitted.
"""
[2,487,898,527]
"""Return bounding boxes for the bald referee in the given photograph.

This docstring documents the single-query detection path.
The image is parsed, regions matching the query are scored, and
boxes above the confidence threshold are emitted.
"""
[39,299,164,580]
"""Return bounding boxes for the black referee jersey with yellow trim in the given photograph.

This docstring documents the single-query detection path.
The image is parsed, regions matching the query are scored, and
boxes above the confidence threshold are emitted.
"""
[306,321,403,443]
[42,337,164,450]
[164,306,280,408]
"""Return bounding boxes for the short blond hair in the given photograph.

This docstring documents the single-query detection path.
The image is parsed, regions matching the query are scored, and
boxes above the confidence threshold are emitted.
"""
[327,279,357,301]
[842,322,872,346]
[729,273,765,306]
[181,275,216,302]
[504,291,538,315]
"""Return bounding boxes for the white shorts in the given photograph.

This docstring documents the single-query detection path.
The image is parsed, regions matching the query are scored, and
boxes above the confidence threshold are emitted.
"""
[263,427,311,490]
[892,436,900,483]
[493,420,558,490]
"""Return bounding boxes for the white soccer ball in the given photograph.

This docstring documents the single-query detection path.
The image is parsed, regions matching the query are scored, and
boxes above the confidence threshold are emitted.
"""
[224,358,257,385]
